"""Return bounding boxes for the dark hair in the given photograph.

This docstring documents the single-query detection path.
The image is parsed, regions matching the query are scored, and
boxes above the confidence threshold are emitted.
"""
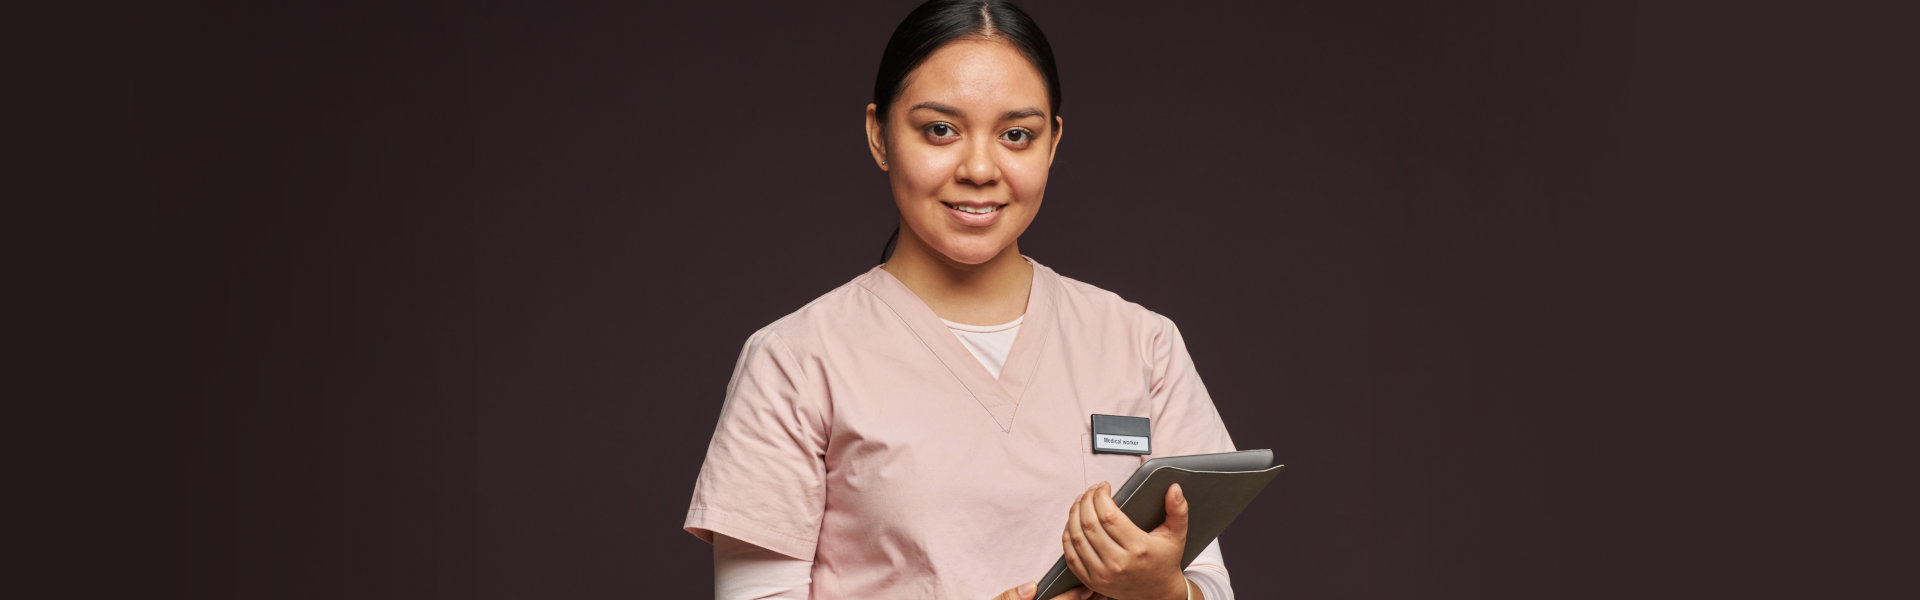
[875,0,1063,263]
[873,0,1063,125]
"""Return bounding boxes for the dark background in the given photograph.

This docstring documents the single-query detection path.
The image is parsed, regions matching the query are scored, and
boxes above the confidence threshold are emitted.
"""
[121,0,1901,598]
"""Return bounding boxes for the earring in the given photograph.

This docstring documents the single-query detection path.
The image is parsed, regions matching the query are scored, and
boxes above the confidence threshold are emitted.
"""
[881,159,888,166]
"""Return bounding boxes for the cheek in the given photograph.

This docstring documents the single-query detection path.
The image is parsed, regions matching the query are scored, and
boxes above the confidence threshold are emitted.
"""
[892,150,957,198]
[1001,155,1052,203]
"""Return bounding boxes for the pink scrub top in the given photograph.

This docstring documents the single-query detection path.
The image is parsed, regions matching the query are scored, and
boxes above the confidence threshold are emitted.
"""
[685,258,1237,598]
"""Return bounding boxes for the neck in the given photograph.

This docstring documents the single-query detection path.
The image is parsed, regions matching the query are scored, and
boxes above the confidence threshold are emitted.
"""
[882,228,1033,326]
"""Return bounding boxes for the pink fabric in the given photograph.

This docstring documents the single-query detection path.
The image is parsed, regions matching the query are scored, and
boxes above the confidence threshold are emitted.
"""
[686,258,1238,599]
[714,535,1232,600]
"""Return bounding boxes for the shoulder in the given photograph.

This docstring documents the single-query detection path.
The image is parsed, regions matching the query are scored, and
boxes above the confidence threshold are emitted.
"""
[741,266,900,357]
[1037,261,1182,348]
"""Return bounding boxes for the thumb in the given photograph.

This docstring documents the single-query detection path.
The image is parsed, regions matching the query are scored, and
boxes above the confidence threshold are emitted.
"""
[995,581,1038,600]
[1155,483,1190,540]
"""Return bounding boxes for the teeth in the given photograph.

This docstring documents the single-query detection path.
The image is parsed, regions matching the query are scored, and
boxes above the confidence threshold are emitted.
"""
[951,204,999,214]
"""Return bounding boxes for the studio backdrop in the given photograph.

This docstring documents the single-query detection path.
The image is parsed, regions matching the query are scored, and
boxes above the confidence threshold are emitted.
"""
[142,1,1632,597]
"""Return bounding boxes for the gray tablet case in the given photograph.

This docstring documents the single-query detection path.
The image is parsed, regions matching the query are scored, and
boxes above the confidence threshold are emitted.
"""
[1035,449,1284,600]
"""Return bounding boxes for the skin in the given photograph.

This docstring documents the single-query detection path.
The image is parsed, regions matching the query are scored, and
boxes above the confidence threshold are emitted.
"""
[865,38,1057,326]
[987,484,1199,600]
[1060,483,1199,600]
[863,38,1201,600]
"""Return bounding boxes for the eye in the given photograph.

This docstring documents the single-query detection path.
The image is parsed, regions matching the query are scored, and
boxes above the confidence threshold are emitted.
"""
[924,123,958,140]
[1000,128,1034,146]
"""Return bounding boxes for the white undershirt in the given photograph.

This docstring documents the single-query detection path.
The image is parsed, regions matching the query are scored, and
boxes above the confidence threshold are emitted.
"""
[711,319,1234,599]
[714,533,812,599]
[940,315,1024,378]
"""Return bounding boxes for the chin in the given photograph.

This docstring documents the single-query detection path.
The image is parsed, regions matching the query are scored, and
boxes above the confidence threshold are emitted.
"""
[933,239,1013,265]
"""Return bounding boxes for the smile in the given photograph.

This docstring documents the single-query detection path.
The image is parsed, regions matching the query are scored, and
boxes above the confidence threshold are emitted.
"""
[943,202,1003,214]
[941,201,1006,227]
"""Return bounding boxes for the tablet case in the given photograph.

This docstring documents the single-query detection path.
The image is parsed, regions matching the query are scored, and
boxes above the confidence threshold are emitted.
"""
[1035,450,1284,600]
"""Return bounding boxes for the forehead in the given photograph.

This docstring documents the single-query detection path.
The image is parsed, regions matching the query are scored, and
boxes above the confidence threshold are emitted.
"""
[896,39,1049,115]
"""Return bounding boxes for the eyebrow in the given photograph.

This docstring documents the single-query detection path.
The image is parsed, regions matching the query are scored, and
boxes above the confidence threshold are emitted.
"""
[909,101,1047,122]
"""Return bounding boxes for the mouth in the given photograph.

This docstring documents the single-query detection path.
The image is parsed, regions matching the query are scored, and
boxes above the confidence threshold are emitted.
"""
[942,202,1004,214]
[940,201,1006,227]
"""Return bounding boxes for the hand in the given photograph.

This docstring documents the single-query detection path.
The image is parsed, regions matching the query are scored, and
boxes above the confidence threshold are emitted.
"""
[1061,482,1192,600]
[988,581,1099,600]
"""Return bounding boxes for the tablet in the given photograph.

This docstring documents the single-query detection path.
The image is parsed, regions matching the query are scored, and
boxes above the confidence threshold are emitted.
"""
[1035,449,1283,600]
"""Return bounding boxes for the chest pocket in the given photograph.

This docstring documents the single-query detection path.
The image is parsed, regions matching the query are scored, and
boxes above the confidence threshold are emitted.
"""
[1080,433,1145,488]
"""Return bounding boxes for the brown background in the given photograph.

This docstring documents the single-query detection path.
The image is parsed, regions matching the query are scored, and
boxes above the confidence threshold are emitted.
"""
[125,0,1894,598]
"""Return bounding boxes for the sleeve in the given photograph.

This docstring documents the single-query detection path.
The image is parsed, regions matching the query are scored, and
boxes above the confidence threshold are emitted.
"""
[685,327,831,561]
[714,533,812,599]
[1148,314,1239,598]
[1185,539,1234,600]
[1147,314,1236,457]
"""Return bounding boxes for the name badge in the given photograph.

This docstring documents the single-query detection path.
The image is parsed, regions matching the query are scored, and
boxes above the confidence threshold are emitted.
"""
[1090,414,1151,455]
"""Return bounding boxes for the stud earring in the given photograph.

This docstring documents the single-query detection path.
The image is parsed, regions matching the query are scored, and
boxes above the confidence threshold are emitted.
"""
[881,159,888,166]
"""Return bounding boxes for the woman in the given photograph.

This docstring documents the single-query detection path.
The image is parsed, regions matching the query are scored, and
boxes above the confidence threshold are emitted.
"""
[685,2,1239,598]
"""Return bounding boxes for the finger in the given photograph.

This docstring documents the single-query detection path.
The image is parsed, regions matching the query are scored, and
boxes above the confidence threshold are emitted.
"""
[1090,481,1148,547]
[1152,483,1192,543]
[1063,509,1103,585]
[1062,526,1090,581]
[1078,483,1129,560]
[1066,492,1108,573]
[990,581,1037,600]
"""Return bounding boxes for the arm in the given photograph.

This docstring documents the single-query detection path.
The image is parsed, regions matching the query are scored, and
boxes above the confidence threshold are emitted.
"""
[685,328,832,560]
[1183,539,1231,600]
[1150,315,1238,599]
[713,533,811,600]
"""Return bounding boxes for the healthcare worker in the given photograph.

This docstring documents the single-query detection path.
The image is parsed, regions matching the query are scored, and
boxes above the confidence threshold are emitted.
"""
[685,2,1240,599]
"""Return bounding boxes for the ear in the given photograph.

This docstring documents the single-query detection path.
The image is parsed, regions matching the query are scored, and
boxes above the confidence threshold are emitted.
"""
[866,103,889,171]
[1046,114,1065,166]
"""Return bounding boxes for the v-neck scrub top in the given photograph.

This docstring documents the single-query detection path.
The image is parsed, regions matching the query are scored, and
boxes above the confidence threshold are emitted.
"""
[685,258,1238,598]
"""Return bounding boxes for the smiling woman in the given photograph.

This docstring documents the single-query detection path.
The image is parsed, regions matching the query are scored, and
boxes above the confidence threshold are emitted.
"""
[684,2,1241,599]
[868,36,1061,326]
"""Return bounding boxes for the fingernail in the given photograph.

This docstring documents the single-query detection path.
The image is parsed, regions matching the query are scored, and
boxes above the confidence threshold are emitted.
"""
[1174,483,1185,502]
[1019,581,1036,596]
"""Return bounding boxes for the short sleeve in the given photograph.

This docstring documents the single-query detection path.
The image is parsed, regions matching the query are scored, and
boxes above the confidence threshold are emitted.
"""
[685,327,830,561]
[1148,314,1237,457]
[1149,315,1239,597]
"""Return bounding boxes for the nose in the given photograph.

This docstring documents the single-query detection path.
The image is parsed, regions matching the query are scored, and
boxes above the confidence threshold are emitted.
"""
[955,137,1001,186]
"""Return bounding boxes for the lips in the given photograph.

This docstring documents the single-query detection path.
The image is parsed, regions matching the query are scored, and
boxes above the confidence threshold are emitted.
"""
[941,201,1005,227]
[942,201,1003,214]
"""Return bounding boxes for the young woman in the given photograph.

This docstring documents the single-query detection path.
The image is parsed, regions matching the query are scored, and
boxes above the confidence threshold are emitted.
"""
[685,2,1240,599]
